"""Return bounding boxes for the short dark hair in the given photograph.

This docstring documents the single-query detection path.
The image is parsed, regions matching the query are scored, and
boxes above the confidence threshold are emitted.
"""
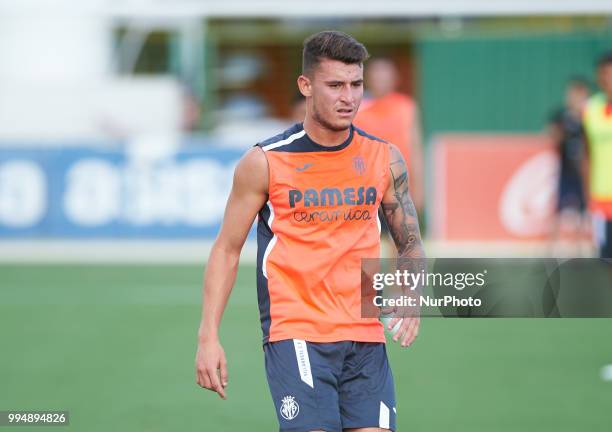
[302,30,369,75]
[597,51,612,68]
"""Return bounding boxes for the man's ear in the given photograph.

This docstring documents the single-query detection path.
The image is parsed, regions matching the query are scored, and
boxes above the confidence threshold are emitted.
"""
[297,75,312,97]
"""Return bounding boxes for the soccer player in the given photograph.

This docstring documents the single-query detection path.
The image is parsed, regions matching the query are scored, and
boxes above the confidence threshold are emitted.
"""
[548,77,590,254]
[195,31,425,432]
[583,52,612,259]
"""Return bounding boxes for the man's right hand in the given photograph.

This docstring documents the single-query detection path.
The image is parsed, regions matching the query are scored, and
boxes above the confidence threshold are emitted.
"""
[195,338,228,399]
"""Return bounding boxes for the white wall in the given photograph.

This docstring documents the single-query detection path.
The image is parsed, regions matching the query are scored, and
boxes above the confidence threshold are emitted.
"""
[0,0,181,142]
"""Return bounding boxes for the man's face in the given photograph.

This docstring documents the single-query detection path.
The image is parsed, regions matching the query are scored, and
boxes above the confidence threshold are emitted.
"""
[302,58,364,132]
[598,64,612,100]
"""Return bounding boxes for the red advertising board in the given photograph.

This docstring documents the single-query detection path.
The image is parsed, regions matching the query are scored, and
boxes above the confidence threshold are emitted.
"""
[431,134,557,241]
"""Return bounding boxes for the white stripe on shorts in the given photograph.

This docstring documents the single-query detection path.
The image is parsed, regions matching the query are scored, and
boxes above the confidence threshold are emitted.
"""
[379,401,390,429]
[293,339,314,388]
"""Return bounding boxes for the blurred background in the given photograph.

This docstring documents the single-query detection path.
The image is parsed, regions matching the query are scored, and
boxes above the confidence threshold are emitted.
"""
[1,1,611,431]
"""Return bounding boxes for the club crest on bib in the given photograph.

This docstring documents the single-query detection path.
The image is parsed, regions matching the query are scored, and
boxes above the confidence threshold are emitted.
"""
[353,155,366,176]
[279,395,299,420]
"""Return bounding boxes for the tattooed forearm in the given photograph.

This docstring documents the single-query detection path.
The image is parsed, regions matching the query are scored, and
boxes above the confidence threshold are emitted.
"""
[382,205,421,256]
[380,145,426,320]
[381,145,425,259]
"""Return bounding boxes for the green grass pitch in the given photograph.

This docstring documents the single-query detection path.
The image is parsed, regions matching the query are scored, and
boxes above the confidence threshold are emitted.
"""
[0,264,611,431]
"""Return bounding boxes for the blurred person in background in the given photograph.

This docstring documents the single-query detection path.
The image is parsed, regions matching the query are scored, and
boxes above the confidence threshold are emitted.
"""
[353,58,424,214]
[353,59,424,258]
[196,30,425,431]
[583,52,612,259]
[547,77,590,255]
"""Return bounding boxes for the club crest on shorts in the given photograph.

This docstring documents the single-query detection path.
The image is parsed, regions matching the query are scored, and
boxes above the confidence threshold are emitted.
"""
[279,395,299,420]
[353,155,366,176]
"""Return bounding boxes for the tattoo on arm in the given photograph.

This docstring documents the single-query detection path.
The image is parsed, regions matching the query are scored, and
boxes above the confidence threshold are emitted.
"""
[381,146,425,259]
[381,146,426,319]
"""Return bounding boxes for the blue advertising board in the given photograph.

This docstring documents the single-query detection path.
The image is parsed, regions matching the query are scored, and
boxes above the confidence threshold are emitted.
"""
[0,145,243,238]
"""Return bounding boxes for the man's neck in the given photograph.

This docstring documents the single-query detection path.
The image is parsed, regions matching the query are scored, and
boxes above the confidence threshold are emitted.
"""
[303,117,350,147]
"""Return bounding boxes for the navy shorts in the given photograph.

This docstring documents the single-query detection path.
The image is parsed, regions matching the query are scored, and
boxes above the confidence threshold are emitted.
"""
[264,339,396,432]
[557,174,586,212]
[593,215,612,258]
